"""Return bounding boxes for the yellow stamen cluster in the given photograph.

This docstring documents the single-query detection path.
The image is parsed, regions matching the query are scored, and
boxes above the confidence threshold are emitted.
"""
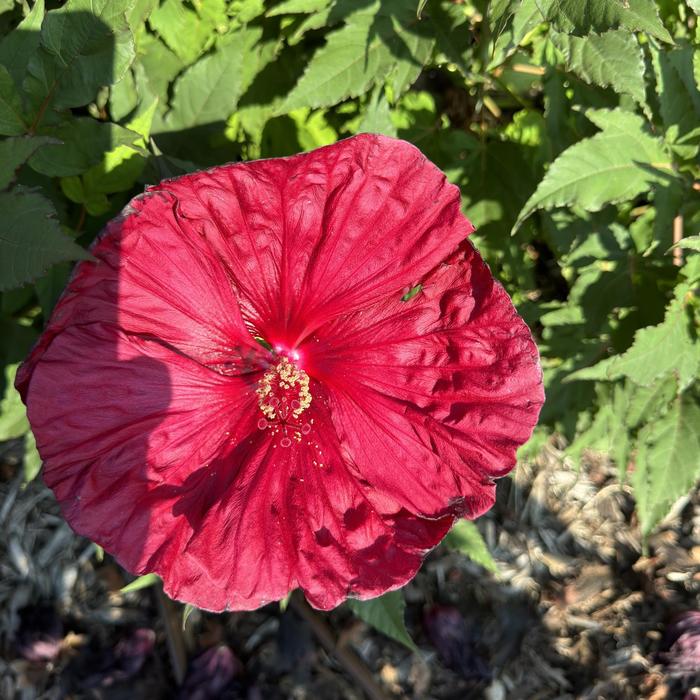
[256,356,311,421]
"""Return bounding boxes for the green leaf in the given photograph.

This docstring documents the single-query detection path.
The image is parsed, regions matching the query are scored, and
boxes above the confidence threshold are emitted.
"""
[0,136,57,190]
[626,381,677,429]
[24,431,42,483]
[653,181,684,253]
[26,0,136,113]
[653,45,700,159]
[514,109,672,230]
[377,4,435,97]
[358,86,397,136]
[281,0,434,112]
[454,137,540,242]
[504,108,548,153]
[0,364,29,441]
[0,0,45,87]
[281,18,377,110]
[430,2,474,77]
[0,319,37,364]
[0,66,28,136]
[443,520,498,572]
[551,30,645,104]
[136,31,185,104]
[125,97,159,141]
[539,0,673,43]
[80,100,157,196]
[347,590,417,651]
[230,0,265,23]
[267,0,330,15]
[120,572,160,593]
[35,261,71,317]
[165,28,265,130]
[633,393,700,536]
[488,0,517,27]
[82,148,143,196]
[29,118,140,177]
[290,108,337,151]
[569,286,699,391]
[236,42,308,139]
[488,0,542,70]
[109,68,139,122]
[148,0,215,64]
[60,176,110,215]
[182,603,196,629]
[670,235,700,253]
[0,190,88,291]
[286,7,333,45]
[566,383,632,477]
[607,383,634,476]
[126,0,159,31]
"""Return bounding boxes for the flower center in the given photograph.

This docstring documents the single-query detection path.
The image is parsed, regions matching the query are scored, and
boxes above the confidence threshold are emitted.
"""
[256,356,312,448]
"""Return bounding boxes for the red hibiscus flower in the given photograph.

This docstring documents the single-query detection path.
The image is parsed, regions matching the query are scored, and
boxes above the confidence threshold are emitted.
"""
[17,134,543,611]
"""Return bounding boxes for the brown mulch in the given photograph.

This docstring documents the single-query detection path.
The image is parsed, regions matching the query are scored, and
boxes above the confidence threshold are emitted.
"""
[0,436,698,699]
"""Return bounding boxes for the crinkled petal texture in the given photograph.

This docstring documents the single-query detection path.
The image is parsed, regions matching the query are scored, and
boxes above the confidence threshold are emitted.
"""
[18,134,543,611]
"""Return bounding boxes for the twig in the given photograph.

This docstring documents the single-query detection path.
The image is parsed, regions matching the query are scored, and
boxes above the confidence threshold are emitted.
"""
[155,587,188,685]
[75,205,86,235]
[290,592,396,700]
[672,213,683,267]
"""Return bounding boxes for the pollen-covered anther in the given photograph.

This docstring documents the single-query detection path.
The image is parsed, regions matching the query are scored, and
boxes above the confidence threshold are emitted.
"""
[256,356,312,446]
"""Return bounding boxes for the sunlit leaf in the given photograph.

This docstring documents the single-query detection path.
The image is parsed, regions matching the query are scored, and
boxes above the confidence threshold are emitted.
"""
[24,432,42,483]
[488,0,542,70]
[165,28,265,129]
[266,0,330,15]
[443,520,497,572]
[148,0,214,64]
[669,235,700,253]
[634,394,700,536]
[0,364,28,441]
[551,30,646,104]
[182,603,196,629]
[540,0,673,43]
[514,109,673,230]
[359,86,397,136]
[120,573,160,593]
[281,0,434,112]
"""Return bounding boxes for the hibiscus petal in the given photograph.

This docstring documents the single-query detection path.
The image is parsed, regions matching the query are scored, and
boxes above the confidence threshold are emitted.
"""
[21,322,258,576]
[22,322,449,610]
[17,195,266,388]
[17,135,541,611]
[154,385,451,611]
[147,134,472,346]
[304,242,544,519]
